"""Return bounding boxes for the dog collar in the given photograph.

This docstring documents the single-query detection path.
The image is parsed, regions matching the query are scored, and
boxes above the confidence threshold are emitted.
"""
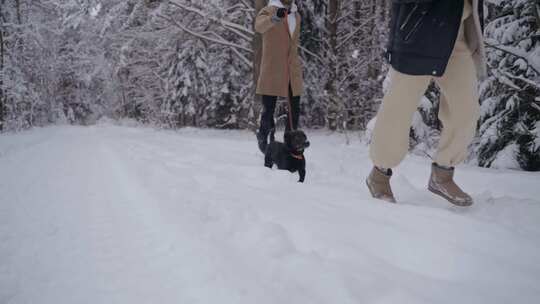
[290,152,304,160]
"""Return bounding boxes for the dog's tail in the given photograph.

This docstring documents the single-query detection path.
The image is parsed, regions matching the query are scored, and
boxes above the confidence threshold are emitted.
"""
[269,128,275,143]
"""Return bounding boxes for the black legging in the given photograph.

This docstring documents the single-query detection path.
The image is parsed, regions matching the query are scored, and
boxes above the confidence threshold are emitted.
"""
[259,85,300,136]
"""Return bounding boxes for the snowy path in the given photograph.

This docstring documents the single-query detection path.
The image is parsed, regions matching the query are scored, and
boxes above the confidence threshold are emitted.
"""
[1,124,539,304]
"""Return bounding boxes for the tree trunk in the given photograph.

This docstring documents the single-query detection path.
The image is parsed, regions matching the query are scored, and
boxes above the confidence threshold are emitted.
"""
[0,29,4,131]
[253,0,265,90]
[0,3,5,131]
[252,0,265,131]
[533,0,540,28]
[365,0,383,128]
[326,0,340,131]
[15,0,21,24]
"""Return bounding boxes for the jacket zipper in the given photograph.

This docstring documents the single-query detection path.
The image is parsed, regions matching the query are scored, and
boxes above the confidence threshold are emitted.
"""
[404,9,428,41]
[400,4,418,31]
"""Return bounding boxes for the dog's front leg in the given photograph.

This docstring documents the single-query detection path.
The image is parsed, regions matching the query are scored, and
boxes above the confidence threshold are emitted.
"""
[264,154,273,168]
[298,169,306,183]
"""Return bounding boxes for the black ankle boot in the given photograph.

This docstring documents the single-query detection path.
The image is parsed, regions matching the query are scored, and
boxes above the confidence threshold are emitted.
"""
[256,131,268,153]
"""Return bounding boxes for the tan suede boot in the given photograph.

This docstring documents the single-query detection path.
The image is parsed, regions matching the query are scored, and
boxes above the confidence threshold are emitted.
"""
[366,167,396,203]
[428,163,473,207]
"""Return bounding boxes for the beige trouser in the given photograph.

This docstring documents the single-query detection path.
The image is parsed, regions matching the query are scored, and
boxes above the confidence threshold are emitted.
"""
[370,17,479,168]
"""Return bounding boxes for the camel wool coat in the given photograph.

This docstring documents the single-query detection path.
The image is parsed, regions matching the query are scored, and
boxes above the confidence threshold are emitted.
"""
[255,6,304,98]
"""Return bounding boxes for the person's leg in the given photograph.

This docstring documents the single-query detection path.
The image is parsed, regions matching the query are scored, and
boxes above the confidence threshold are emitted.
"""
[287,85,301,131]
[259,95,277,135]
[434,56,479,167]
[430,46,479,206]
[257,95,277,152]
[367,68,431,203]
[369,68,432,169]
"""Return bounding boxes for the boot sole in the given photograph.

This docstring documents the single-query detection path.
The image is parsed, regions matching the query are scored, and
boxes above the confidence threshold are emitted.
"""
[366,179,396,204]
[428,185,473,207]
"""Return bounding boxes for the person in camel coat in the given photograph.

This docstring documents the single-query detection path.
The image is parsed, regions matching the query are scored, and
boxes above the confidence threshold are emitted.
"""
[254,0,304,152]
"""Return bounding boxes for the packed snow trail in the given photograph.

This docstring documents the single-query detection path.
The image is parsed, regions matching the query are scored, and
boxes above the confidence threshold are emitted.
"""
[1,124,539,304]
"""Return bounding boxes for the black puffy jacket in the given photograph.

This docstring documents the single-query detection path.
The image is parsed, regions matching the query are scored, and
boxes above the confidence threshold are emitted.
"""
[385,0,484,77]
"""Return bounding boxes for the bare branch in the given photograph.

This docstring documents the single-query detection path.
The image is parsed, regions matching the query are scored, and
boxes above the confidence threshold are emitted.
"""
[168,0,254,36]
[485,40,540,75]
[157,14,253,54]
[157,14,252,67]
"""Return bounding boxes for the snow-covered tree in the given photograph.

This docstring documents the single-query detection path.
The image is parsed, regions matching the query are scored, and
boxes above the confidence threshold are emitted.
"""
[299,0,390,132]
[158,0,255,129]
[474,0,540,171]
[1,0,537,172]
[1,0,58,130]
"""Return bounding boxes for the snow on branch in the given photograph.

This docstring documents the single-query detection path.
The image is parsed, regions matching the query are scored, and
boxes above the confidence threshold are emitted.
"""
[337,16,375,50]
[168,1,254,36]
[157,14,252,67]
[485,39,540,75]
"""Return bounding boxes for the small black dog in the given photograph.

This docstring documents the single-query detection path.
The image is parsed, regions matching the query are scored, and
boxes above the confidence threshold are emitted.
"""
[264,129,310,183]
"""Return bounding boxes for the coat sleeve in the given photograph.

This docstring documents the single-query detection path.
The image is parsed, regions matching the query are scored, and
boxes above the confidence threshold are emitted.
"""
[255,7,277,34]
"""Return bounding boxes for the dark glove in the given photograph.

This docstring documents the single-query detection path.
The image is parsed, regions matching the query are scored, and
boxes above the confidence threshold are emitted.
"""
[276,8,288,18]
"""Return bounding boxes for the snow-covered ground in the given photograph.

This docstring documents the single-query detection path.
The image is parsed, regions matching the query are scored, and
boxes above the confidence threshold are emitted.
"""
[1,124,539,304]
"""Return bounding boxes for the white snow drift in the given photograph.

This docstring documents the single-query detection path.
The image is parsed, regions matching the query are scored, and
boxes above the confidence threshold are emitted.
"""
[1,124,539,304]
